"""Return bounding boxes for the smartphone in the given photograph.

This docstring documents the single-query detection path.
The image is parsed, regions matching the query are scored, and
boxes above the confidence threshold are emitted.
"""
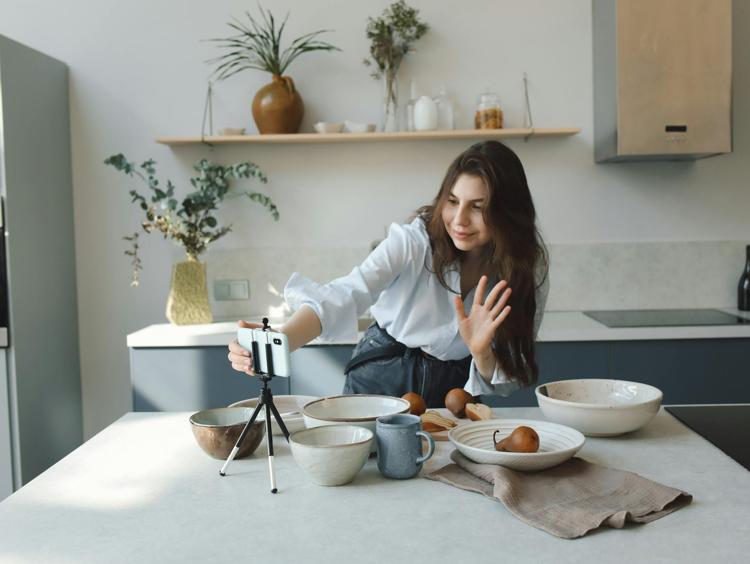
[237,327,291,377]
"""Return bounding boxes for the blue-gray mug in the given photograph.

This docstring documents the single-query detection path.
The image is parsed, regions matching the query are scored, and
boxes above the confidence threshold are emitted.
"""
[376,413,435,479]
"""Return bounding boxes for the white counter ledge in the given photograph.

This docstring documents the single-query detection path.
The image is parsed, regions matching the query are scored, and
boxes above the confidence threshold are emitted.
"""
[127,309,750,348]
[0,407,747,563]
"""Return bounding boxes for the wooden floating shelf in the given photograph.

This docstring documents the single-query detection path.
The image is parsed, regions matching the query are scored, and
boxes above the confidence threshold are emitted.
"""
[156,127,581,146]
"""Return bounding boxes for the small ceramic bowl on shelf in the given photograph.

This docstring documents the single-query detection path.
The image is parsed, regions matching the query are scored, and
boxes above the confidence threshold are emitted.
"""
[217,127,246,136]
[344,121,376,133]
[313,122,344,134]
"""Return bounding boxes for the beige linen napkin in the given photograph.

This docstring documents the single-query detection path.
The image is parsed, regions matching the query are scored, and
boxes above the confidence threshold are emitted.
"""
[426,450,692,539]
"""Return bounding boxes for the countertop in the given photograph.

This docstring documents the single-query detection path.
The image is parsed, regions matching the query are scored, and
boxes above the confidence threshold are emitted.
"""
[0,407,748,563]
[126,308,750,348]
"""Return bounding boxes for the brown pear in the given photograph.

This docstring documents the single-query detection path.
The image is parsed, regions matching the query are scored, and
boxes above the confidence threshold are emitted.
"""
[493,426,540,453]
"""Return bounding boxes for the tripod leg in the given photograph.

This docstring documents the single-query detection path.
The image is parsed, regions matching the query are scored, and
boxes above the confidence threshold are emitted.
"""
[219,399,265,477]
[268,399,291,441]
[265,400,277,493]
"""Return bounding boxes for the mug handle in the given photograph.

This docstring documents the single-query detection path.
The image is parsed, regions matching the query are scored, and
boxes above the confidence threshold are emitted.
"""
[415,430,435,464]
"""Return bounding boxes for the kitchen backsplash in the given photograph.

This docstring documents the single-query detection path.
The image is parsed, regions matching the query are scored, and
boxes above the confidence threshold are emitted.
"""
[207,241,748,320]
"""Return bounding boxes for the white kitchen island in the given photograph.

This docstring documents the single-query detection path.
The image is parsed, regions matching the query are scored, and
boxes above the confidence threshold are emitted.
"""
[0,407,747,563]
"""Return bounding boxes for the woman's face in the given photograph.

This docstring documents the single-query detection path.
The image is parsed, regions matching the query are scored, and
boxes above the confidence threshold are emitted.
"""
[441,174,492,255]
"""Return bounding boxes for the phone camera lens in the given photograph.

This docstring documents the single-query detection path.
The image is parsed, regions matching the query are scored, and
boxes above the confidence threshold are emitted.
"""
[273,338,281,345]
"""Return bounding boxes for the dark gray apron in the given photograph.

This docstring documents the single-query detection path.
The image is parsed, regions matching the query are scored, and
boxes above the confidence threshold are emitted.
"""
[343,323,472,408]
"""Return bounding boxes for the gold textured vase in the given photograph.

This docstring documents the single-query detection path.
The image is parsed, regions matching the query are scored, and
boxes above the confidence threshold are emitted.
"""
[166,256,213,325]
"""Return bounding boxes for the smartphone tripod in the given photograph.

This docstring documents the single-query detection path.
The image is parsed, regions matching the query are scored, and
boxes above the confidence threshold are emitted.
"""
[220,318,290,493]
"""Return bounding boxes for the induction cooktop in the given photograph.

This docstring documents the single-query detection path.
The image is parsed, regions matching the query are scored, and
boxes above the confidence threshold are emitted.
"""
[666,405,750,471]
[583,308,750,328]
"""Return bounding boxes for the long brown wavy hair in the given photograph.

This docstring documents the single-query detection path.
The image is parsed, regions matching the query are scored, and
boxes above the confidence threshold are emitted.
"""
[416,141,548,387]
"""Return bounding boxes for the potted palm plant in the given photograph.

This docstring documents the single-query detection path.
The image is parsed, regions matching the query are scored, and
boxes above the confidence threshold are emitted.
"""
[208,5,340,134]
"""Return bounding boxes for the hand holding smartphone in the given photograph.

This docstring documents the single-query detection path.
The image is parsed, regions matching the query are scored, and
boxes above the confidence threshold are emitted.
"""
[237,327,291,377]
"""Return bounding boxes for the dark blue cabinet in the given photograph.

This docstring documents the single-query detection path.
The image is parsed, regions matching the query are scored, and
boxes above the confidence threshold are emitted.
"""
[130,347,289,411]
[130,338,750,411]
[610,339,750,404]
[480,342,610,407]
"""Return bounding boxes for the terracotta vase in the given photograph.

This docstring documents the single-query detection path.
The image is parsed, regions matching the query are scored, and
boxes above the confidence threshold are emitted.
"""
[251,74,304,134]
[165,255,213,325]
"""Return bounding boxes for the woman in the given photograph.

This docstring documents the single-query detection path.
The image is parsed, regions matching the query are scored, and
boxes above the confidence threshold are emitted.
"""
[227,140,549,406]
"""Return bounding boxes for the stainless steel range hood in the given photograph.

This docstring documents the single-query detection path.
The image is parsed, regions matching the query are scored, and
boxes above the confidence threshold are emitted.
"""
[593,0,732,162]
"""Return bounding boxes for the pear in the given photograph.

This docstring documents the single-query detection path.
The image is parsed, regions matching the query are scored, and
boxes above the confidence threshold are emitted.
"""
[493,426,539,453]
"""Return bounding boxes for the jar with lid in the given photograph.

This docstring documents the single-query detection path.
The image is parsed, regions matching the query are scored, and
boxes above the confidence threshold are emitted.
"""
[475,91,503,129]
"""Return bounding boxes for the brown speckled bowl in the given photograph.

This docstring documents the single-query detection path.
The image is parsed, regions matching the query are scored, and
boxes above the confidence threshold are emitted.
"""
[189,408,265,459]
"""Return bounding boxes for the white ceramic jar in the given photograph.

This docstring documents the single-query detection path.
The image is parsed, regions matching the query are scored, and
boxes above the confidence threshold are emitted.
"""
[413,96,438,131]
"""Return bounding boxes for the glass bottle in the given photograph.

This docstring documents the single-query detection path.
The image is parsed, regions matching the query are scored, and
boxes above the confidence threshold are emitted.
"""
[738,245,750,311]
[406,79,418,132]
[434,85,455,130]
[381,64,398,132]
[475,90,503,129]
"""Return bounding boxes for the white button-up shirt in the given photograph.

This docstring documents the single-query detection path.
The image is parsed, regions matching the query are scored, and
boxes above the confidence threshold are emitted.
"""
[284,218,549,396]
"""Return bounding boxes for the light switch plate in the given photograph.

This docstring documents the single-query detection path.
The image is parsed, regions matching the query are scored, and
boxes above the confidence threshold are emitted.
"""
[214,279,250,301]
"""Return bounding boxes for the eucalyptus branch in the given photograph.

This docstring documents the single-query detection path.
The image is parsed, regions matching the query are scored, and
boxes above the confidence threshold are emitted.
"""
[105,154,278,283]
[363,0,428,80]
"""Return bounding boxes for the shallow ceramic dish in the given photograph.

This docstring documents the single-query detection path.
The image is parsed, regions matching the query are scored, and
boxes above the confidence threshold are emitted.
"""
[229,395,318,435]
[218,127,245,136]
[344,120,376,133]
[314,121,344,134]
[189,407,265,460]
[289,425,373,486]
[449,419,584,472]
[303,395,410,452]
[536,379,663,436]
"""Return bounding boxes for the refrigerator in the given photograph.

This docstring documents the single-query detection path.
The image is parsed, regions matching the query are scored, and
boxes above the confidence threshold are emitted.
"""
[0,34,82,500]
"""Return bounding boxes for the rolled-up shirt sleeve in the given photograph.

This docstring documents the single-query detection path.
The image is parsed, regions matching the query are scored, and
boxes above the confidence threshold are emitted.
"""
[284,222,416,343]
[464,267,550,397]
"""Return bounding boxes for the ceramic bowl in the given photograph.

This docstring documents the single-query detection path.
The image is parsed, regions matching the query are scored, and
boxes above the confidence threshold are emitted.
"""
[536,379,663,436]
[449,419,585,471]
[228,395,319,435]
[289,425,373,486]
[303,395,410,452]
[344,120,376,133]
[189,407,265,459]
[313,122,344,134]
[218,127,245,136]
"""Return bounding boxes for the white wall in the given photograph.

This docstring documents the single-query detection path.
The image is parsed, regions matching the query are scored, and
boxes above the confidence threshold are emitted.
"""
[1,0,748,439]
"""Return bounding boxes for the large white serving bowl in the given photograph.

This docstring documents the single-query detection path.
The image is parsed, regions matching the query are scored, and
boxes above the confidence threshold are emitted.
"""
[535,379,663,436]
[229,395,318,435]
[289,425,374,486]
[302,395,410,433]
[449,419,585,472]
[303,395,410,453]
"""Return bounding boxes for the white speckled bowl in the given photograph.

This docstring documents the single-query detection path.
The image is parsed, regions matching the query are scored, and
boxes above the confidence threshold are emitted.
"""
[536,379,663,436]
[289,425,373,486]
[449,419,584,471]
[303,395,410,453]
